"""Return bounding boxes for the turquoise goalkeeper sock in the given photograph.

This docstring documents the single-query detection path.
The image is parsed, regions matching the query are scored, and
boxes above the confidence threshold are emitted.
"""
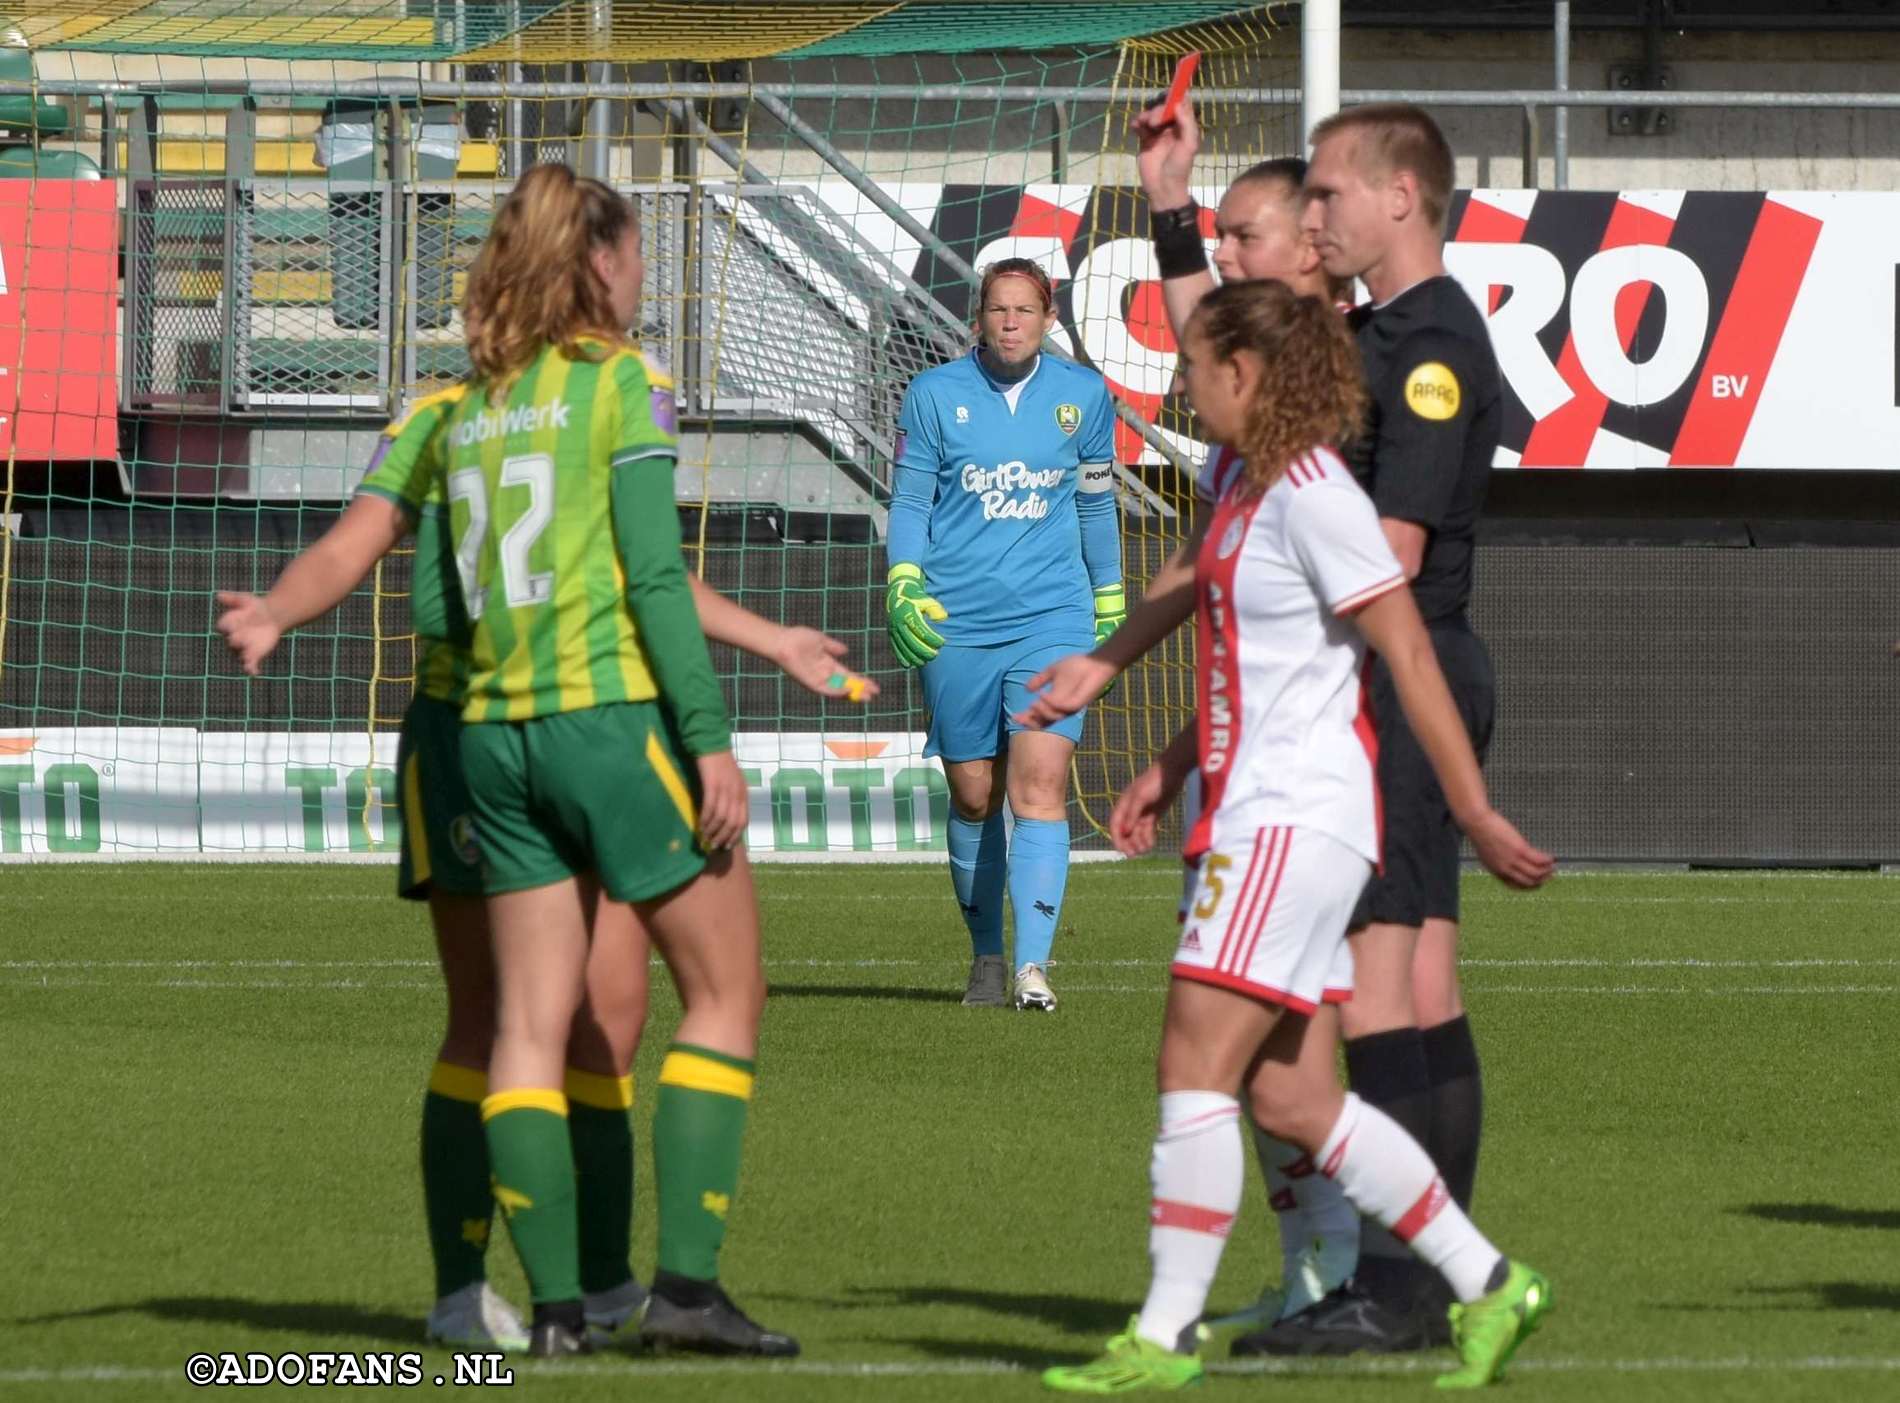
[1007,816,1069,969]
[948,811,1006,957]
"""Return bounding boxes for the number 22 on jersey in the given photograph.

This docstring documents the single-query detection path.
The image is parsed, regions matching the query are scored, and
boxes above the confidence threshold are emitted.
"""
[449,453,555,617]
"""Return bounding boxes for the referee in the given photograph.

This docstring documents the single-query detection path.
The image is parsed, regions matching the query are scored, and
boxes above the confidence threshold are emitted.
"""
[1241,103,1506,1356]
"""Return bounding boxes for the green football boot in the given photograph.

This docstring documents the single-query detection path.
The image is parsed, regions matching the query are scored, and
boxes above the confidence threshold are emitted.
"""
[1043,1317,1204,1394]
[1435,1262,1554,1390]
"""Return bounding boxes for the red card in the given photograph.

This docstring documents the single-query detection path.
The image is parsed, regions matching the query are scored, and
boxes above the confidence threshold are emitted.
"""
[1158,51,1202,125]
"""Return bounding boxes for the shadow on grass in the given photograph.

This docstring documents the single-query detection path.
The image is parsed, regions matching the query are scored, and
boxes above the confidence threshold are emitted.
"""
[845,1284,1129,1335]
[1733,1202,1900,1231]
[1661,1282,1900,1313]
[14,1296,419,1344]
[1749,1282,1900,1312]
[880,1334,1068,1368]
[748,1283,1129,1338]
[767,983,965,1004]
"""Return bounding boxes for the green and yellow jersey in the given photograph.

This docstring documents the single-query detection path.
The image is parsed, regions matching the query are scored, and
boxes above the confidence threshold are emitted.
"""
[435,340,729,754]
[354,384,470,706]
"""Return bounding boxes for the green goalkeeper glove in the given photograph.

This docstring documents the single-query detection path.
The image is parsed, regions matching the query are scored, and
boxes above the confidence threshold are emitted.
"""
[1093,583,1127,647]
[885,562,948,669]
[1092,583,1127,697]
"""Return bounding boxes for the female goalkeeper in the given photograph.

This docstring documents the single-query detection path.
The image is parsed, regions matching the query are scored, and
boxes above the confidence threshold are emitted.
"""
[885,257,1124,1012]
[218,165,869,1358]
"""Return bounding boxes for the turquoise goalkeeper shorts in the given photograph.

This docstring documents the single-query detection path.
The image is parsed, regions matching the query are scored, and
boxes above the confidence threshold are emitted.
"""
[919,634,1089,763]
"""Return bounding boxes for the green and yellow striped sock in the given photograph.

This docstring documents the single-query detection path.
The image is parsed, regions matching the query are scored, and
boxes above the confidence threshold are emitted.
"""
[653,1044,754,1282]
[420,1060,493,1300]
[565,1068,636,1296]
[481,1088,581,1304]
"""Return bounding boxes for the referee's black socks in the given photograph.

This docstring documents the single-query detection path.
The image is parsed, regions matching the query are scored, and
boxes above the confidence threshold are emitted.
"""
[1421,1014,1484,1212]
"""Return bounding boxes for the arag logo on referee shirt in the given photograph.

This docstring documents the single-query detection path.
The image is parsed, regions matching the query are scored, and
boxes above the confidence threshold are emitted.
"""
[1404,362,1462,421]
[1054,402,1081,435]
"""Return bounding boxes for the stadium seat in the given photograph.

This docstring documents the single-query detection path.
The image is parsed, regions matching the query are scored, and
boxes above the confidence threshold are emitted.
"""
[320,100,463,331]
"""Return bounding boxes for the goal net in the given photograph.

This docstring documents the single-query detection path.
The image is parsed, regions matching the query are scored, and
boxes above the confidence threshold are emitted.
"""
[0,1,1296,857]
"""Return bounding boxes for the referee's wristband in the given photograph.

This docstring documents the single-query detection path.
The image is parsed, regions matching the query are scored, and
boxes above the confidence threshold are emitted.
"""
[1149,201,1207,280]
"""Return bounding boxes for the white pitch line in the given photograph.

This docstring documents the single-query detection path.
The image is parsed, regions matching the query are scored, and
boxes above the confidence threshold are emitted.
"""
[1462,957,1900,969]
[8,956,1895,973]
[1460,984,1897,996]
[0,893,394,903]
[3,1355,1899,1385]
[14,888,1894,908]
[6,979,1894,997]
[1,960,439,970]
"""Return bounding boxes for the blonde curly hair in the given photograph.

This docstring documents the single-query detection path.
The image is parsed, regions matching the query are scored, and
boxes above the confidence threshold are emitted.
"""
[1187,279,1366,494]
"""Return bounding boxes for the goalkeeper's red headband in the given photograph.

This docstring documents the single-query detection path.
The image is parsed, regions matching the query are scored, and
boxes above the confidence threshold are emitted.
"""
[978,257,1055,314]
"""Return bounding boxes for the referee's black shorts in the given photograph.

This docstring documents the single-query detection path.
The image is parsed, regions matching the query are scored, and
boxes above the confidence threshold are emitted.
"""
[1349,621,1496,932]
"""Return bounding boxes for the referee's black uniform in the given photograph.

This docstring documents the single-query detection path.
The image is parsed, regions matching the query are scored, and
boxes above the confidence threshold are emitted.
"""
[1342,275,1500,1326]
[1343,275,1500,937]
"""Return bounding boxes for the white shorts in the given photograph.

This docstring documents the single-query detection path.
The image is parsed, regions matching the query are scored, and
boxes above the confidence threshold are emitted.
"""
[1175,824,1368,1013]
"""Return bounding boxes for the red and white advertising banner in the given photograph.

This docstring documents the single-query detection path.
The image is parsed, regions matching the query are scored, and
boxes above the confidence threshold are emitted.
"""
[813,182,1876,470]
[0,179,118,460]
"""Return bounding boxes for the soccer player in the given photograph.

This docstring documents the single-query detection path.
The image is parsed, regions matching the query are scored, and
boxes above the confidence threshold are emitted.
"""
[884,256,1124,1011]
[217,164,871,1357]
[1040,279,1552,1396]
[1022,95,1364,1327]
[218,450,860,1352]
[1221,102,1510,1356]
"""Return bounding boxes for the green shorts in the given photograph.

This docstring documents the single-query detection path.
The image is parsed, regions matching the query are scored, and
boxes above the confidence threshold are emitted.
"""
[460,700,708,904]
[396,693,486,901]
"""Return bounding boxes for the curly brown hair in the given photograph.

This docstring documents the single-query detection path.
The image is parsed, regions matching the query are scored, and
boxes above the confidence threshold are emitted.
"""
[1187,280,1365,494]
[462,163,637,398]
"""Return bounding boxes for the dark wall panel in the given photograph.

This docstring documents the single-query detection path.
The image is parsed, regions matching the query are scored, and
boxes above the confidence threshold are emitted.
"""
[5,529,1895,863]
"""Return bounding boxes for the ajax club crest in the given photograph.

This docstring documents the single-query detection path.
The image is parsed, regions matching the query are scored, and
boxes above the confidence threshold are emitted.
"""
[1054,403,1081,436]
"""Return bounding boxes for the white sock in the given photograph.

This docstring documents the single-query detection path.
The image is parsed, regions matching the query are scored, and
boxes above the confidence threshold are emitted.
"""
[1317,1093,1503,1304]
[1136,1091,1243,1350]
[1254,1124,1360,1315]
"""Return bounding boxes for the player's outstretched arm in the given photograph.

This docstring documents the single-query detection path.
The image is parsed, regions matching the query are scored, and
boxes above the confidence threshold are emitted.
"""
[1352,587,1554,890]
[1135,96,1217,347]
[1015,516,1207,728]
[687,575,875,703]
[215,493,410,677]
[1109,723,1197,858]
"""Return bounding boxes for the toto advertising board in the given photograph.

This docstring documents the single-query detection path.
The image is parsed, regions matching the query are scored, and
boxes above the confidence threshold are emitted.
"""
[0,731,949,858]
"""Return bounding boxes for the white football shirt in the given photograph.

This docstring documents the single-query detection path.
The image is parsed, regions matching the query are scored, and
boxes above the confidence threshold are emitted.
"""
[1188,444,1406,865]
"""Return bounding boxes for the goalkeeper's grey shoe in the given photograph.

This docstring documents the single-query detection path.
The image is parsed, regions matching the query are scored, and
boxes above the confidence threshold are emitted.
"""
[1013,962,1057,1012]
[962,954,1008,1007]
